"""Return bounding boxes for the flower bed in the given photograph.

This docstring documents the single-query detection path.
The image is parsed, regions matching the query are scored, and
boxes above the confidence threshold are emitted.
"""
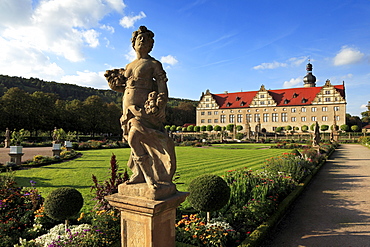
[175,143,336,246]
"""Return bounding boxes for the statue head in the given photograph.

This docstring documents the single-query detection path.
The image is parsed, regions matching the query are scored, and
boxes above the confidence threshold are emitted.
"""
[131,26,154,54]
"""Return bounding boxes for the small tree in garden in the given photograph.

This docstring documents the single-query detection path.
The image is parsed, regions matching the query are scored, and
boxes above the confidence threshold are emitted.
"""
[236,125,243,131]
[301,125,309,132]
[200,125,207,131]
[285,125,292,133]
[176,126,182,131]
[164,125,171,131]
[310,123,316,131]
[226,124,234,132]
[44,187,83,228]
[206,125,213,131]
[351,125,359,132]
[214,125,221,131]
[275,126,283,133]
[340,124,349,132]
[321,125,329,132]
[194,125,200,132]
[188,174,230,223]
[182,127,187,132]
[11,128,26,145]
[187,125,194,132]
[170,125,177,132]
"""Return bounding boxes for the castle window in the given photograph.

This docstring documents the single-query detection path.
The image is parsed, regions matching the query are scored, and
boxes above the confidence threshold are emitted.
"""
[260,101,265,105]
[246,114,252,122]
[325,90,330,94]
[260,94,265,98]
[229,115,235,123]
[208,119,212,123]
[325,98,331,102]
[301,107,306,112]
[208,111,212,115]
[272,113,278,122]
[214,119,218,123]
[322,116,328,121]
[334,106,339,111]
[291,117,296,122]
[322,107,328,112]
[312,116,317,121]
[311,107,317,112]
[236,96,241,101]
[214,111,218,115]
[281,113,287,122]
[226,102,232,107]
[220,115,226,123]
[240,101,246,106]
[301,117,306,122]
[237,114,243,123]
[201,112,205,115]
[293,93,298,98]
[263,113,269,122]
[301,98,307,103]
[291,108,296,113]
[284,99,289,104]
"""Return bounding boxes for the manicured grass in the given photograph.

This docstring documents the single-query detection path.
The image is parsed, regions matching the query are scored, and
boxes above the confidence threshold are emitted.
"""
[13,144,290,212]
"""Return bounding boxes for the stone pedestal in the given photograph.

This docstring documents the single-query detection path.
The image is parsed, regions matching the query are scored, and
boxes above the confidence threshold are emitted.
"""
[9,153,24,165]
[106,186,188,247]
[52,143,62,156]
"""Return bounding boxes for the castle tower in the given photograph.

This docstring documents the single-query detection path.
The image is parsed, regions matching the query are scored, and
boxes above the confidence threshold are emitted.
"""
[303,62,316,87]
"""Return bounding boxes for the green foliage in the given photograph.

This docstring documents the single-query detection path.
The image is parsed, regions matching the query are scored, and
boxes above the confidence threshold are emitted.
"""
[44,187,84,221]
[200,125,207,131]
[301,125,308,132]
[214,125,222,131]
[194,126,201,132]
[351,125,360,132]
[11,128,26,145]
[170,125,177,132]
[285,125,292,131]
[340,124,349,132]
[275,127,282,132]
[0,172,43,246]
[236,125,243,131]
[310,123,316,131]
[187,125,194,132]
[164,125,171,131]
[206,125,213,131]
[188,174,230,212]
[226,124,234,132]
[320,125,329,132]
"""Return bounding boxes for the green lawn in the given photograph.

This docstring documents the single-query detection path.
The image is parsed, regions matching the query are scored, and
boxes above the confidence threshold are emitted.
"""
[13,144,289,212]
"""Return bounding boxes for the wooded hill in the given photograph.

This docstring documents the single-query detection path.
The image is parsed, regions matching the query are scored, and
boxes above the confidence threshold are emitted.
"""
[0,74,198,107]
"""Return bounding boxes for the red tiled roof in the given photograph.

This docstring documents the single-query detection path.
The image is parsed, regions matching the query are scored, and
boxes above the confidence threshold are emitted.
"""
[363,125,370,129]
[212,84,345,109]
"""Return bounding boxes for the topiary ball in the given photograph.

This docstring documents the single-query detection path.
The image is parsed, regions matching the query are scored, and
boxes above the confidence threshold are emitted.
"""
[44,187,84,221]
[188,174,230,212]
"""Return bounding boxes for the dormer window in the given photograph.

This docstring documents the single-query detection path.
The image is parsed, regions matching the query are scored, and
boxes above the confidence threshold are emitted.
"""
[236,96,241,101]
[284,99,289,104]
[240,101,246,106]
[301,98,307,103]
[293,93,298,98]
[226,102,232,107]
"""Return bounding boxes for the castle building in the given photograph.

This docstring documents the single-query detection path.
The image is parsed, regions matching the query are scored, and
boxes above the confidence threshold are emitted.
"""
[196,63,346,133]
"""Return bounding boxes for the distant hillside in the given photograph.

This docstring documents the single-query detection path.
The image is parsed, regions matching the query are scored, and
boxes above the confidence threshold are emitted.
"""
[0,75,198,106]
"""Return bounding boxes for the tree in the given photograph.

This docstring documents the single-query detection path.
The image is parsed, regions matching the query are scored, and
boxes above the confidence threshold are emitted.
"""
[182,127,187,132]
[206,125,213,131]
[340,124,349,132]
[320,125,329,132]
[236,125,243,131]
[200,125,207,131]
[194,126,200,132]
[82,95,106,136]
[176,126,182,131]
[164,125,171,131]
[285,125,292,133]
[226,124,234,132]
[351,125,360,132]
[187,125,194,132]
[275,127,283,133]
[301,125,308,132]
[214,125,221,131]
[170,125,177,132]
[310,123,316,131]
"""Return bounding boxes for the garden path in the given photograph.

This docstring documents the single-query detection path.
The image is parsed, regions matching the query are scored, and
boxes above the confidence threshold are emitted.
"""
[263,144,370,246]
[0,147,52,165]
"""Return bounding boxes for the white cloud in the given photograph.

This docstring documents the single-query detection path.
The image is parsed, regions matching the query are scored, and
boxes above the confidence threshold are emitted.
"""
[0,0,130,82]
[125,49,136,62]
[283,77,302,88]
[100,24,115,33]
[0,37,64,81]
[288,56,309,67]
[60,70,108,89]
[333,46,364,66]
[360,104,367,109]
[161,55,178,66]
[253,61,287,70]
[119,11,146,28]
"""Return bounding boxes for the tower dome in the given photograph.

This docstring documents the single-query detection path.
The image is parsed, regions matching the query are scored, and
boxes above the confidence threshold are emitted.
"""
[303,62,316,87]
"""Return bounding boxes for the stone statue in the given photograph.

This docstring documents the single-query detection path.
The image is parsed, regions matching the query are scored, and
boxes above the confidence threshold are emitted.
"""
[105,26,176,191]
[4,128,10,148]
[312,121,320,147]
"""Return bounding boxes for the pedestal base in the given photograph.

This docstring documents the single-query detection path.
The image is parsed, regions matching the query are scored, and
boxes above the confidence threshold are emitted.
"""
[52,149,61,156]
[9,153,24,165]
[106,191,188,247]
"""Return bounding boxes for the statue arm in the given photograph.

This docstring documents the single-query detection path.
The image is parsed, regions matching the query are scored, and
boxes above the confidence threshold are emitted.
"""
[153,62,168,121]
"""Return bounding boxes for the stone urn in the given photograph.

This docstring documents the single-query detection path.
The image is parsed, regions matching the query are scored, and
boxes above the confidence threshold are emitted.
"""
[9,145,23,154]
[64,141,73,151]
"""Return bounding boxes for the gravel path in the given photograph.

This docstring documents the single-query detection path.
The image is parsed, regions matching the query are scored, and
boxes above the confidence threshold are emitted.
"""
[263,144,370,247]
[0,146,53,164]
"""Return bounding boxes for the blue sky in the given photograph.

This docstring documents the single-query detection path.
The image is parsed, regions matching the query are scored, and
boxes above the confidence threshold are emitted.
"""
[1,0,369,117]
